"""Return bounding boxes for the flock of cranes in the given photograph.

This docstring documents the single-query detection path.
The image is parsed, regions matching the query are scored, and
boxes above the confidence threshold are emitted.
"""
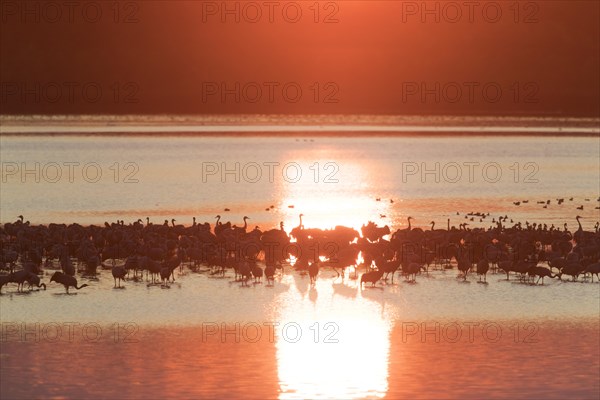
[1,213,599,294]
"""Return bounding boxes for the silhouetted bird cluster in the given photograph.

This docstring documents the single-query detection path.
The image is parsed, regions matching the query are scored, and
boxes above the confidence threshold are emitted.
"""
[1,213,599,294]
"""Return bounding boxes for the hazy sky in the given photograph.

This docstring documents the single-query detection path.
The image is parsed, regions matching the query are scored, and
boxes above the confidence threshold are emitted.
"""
[1,1,599,116]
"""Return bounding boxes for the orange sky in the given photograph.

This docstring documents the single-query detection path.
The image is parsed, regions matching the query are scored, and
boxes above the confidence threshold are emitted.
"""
[1,1,599,116]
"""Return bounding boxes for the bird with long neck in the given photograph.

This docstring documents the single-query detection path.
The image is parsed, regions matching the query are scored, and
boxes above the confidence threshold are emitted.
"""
[393,216,413,239]
[49,272,88,293]
[232,216,250,237]
[214,215,231,236]
[430,219,449,232]
[574,215,584,244]
[26,273,46,291]
[8,270,30,292]
[290,214,305,241]
[527,266,557,285]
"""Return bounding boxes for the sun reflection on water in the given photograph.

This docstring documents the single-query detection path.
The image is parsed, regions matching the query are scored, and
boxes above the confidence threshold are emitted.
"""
[278,157,391,233]
[270,155,394,398]
[273,275,392,399]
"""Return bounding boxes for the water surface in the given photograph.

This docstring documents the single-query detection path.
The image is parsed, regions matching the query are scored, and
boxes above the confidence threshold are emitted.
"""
[1,129,599,399]
[1,135,598,231]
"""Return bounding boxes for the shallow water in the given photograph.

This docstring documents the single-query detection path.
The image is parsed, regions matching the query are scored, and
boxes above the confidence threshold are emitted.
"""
[1,131,599,398]
[1,265,599,324]
[1,135,599,231]
[5,320,599,400]
[1,266,599,399]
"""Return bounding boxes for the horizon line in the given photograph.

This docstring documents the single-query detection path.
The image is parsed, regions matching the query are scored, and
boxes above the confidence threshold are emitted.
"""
[1,124,599,135]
